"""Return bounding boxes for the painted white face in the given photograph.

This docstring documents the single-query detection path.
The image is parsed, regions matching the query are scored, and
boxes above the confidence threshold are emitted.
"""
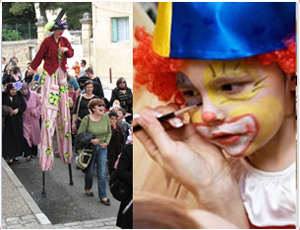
[177,60,287,157]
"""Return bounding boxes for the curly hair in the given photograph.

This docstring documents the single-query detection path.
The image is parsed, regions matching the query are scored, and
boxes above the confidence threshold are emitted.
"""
[133,27,296,105]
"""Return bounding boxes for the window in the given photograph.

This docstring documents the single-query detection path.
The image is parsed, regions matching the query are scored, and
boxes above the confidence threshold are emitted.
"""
[112,17,129,42]
[29,47,35,61]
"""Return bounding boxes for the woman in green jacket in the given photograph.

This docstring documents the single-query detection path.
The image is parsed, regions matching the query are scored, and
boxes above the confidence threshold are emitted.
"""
[78,98,112,205]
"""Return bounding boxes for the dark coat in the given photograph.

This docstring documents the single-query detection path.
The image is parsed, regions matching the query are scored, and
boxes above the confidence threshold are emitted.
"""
[107,123,125,176]
[92,77,104,99]
[2,91,27,159]
[110,87,133,114]
[2,105,12,133]
[116,143,132,229]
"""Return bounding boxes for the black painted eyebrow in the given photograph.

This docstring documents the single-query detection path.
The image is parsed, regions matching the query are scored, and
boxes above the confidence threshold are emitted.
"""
[207,62,216,78]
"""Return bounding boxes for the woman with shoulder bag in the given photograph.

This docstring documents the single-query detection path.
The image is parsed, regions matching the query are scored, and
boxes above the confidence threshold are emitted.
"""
[72,80,98,132]
[77,98,112,205]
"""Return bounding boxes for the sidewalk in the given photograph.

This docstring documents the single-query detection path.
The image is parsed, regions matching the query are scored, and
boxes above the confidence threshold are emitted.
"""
[2,159,52,229]
[2,159,120,229]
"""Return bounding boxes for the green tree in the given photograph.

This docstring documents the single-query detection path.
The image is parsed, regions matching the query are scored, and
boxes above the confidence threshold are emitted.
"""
[8,2,92,30]
[3,2,37,25]
[3,2,37,41]
[2,28,23,41]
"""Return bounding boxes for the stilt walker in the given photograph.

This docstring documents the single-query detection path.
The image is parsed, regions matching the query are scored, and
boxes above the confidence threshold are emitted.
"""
[27,20,74,195]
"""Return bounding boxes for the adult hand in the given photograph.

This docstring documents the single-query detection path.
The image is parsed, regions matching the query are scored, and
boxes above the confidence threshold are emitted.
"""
[58,47,69,53]
[30,110,35,116]
[12,109,19,115]
[100,143,108,148]
[27,69,35,76]
[72,123,77,132]
[77,88,82,95]
[134,104,249,228]
[90,139,100,145]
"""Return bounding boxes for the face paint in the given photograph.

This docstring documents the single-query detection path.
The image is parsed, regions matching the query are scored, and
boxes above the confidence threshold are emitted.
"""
[196,115,258,156]
[178,60,286,157]
[203,61,269,106]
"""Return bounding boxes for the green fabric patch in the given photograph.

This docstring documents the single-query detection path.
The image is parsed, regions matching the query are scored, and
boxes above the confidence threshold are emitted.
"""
[45,146,52,155]
[48,92,59,106]
[65,132,71,140]
[41,69,46,85]
[58,124,63,134]
[59,84,67,95]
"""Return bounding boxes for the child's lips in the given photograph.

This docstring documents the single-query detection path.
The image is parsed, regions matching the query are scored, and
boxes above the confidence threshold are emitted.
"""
[212,133,242,144]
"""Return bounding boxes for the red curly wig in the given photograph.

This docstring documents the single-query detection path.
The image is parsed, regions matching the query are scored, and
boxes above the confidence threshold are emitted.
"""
[133,27,296,105]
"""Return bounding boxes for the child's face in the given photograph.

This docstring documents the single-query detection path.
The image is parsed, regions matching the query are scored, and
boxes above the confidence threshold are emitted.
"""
[111,107,119,113]
[177,60,288,157]
[117,111,124,120]
[110,116,118,126]
[68,86,74,92]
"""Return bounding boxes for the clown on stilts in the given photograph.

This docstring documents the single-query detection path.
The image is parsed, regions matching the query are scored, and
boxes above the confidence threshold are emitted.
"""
[27,20,73,175]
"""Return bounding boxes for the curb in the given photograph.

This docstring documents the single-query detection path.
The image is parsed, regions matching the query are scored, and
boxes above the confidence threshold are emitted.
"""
[2,160,53,229]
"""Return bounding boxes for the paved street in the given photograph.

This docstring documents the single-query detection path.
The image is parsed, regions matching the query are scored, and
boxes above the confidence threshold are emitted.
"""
[7,152,120,227]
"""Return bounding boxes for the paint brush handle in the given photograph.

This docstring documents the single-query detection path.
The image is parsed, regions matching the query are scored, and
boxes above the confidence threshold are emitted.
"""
[133,112,176,132]
[133,103,201,133]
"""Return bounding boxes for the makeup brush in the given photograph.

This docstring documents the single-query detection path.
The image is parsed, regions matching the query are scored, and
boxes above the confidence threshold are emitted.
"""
[133,103,202,132]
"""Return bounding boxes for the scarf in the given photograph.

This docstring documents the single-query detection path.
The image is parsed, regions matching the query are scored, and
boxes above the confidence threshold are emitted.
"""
[22,82,31,101]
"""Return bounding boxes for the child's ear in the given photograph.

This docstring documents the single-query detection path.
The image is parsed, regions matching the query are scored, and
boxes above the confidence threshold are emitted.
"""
[287,74,296,92]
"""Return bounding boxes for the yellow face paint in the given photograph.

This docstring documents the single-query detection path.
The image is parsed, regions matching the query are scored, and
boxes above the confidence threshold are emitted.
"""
[227,97,284,156]
[178,59,286,157]
[203,61,269,106]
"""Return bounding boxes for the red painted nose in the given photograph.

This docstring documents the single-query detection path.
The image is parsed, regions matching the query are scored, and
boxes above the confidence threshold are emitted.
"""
[202,111,217,123]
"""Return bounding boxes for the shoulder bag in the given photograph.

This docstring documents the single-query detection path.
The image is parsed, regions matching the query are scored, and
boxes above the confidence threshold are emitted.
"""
[77,115,94,173]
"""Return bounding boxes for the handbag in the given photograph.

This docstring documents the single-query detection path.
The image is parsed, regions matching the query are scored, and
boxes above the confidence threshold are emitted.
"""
[77,115,94,173]
[109,170,129,202]
[77,147,93,171]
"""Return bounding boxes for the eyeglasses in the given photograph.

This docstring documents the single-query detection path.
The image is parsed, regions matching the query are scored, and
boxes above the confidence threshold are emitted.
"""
[120,81,126,84]
[97,104,106,107]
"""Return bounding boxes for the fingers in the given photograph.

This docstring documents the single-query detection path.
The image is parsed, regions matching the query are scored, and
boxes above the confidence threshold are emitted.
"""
[155,104,184,129]
[134,106,178,163]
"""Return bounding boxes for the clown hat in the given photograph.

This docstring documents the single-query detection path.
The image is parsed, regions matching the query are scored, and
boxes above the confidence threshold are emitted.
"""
[44,20,68,33]
[153,2,295,60]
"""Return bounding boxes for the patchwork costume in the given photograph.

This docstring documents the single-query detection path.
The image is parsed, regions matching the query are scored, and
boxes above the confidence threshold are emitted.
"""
[30,21,74,171]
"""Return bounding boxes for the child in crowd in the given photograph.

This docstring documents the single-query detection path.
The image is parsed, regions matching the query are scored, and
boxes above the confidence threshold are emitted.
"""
[68,84,77,108]
[72,61,80,78]
[29,82,34,91]
[117,107,131,140]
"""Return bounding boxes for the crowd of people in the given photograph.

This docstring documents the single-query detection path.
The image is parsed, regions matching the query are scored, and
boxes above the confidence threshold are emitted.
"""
[2,53,133,228]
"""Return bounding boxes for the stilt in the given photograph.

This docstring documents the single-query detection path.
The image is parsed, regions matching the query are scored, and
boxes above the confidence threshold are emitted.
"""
[42,171,46,197]
[69,163,74,185]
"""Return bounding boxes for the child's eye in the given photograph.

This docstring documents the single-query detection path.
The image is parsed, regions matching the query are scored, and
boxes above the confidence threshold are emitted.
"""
[181,89,203,106]
[221,83,245,94]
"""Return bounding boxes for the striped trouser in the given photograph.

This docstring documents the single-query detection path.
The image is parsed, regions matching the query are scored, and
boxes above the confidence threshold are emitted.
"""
[40,67,73,171]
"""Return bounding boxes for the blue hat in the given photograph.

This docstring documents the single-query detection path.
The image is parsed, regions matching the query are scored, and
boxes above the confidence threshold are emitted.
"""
[153,2,295,60]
